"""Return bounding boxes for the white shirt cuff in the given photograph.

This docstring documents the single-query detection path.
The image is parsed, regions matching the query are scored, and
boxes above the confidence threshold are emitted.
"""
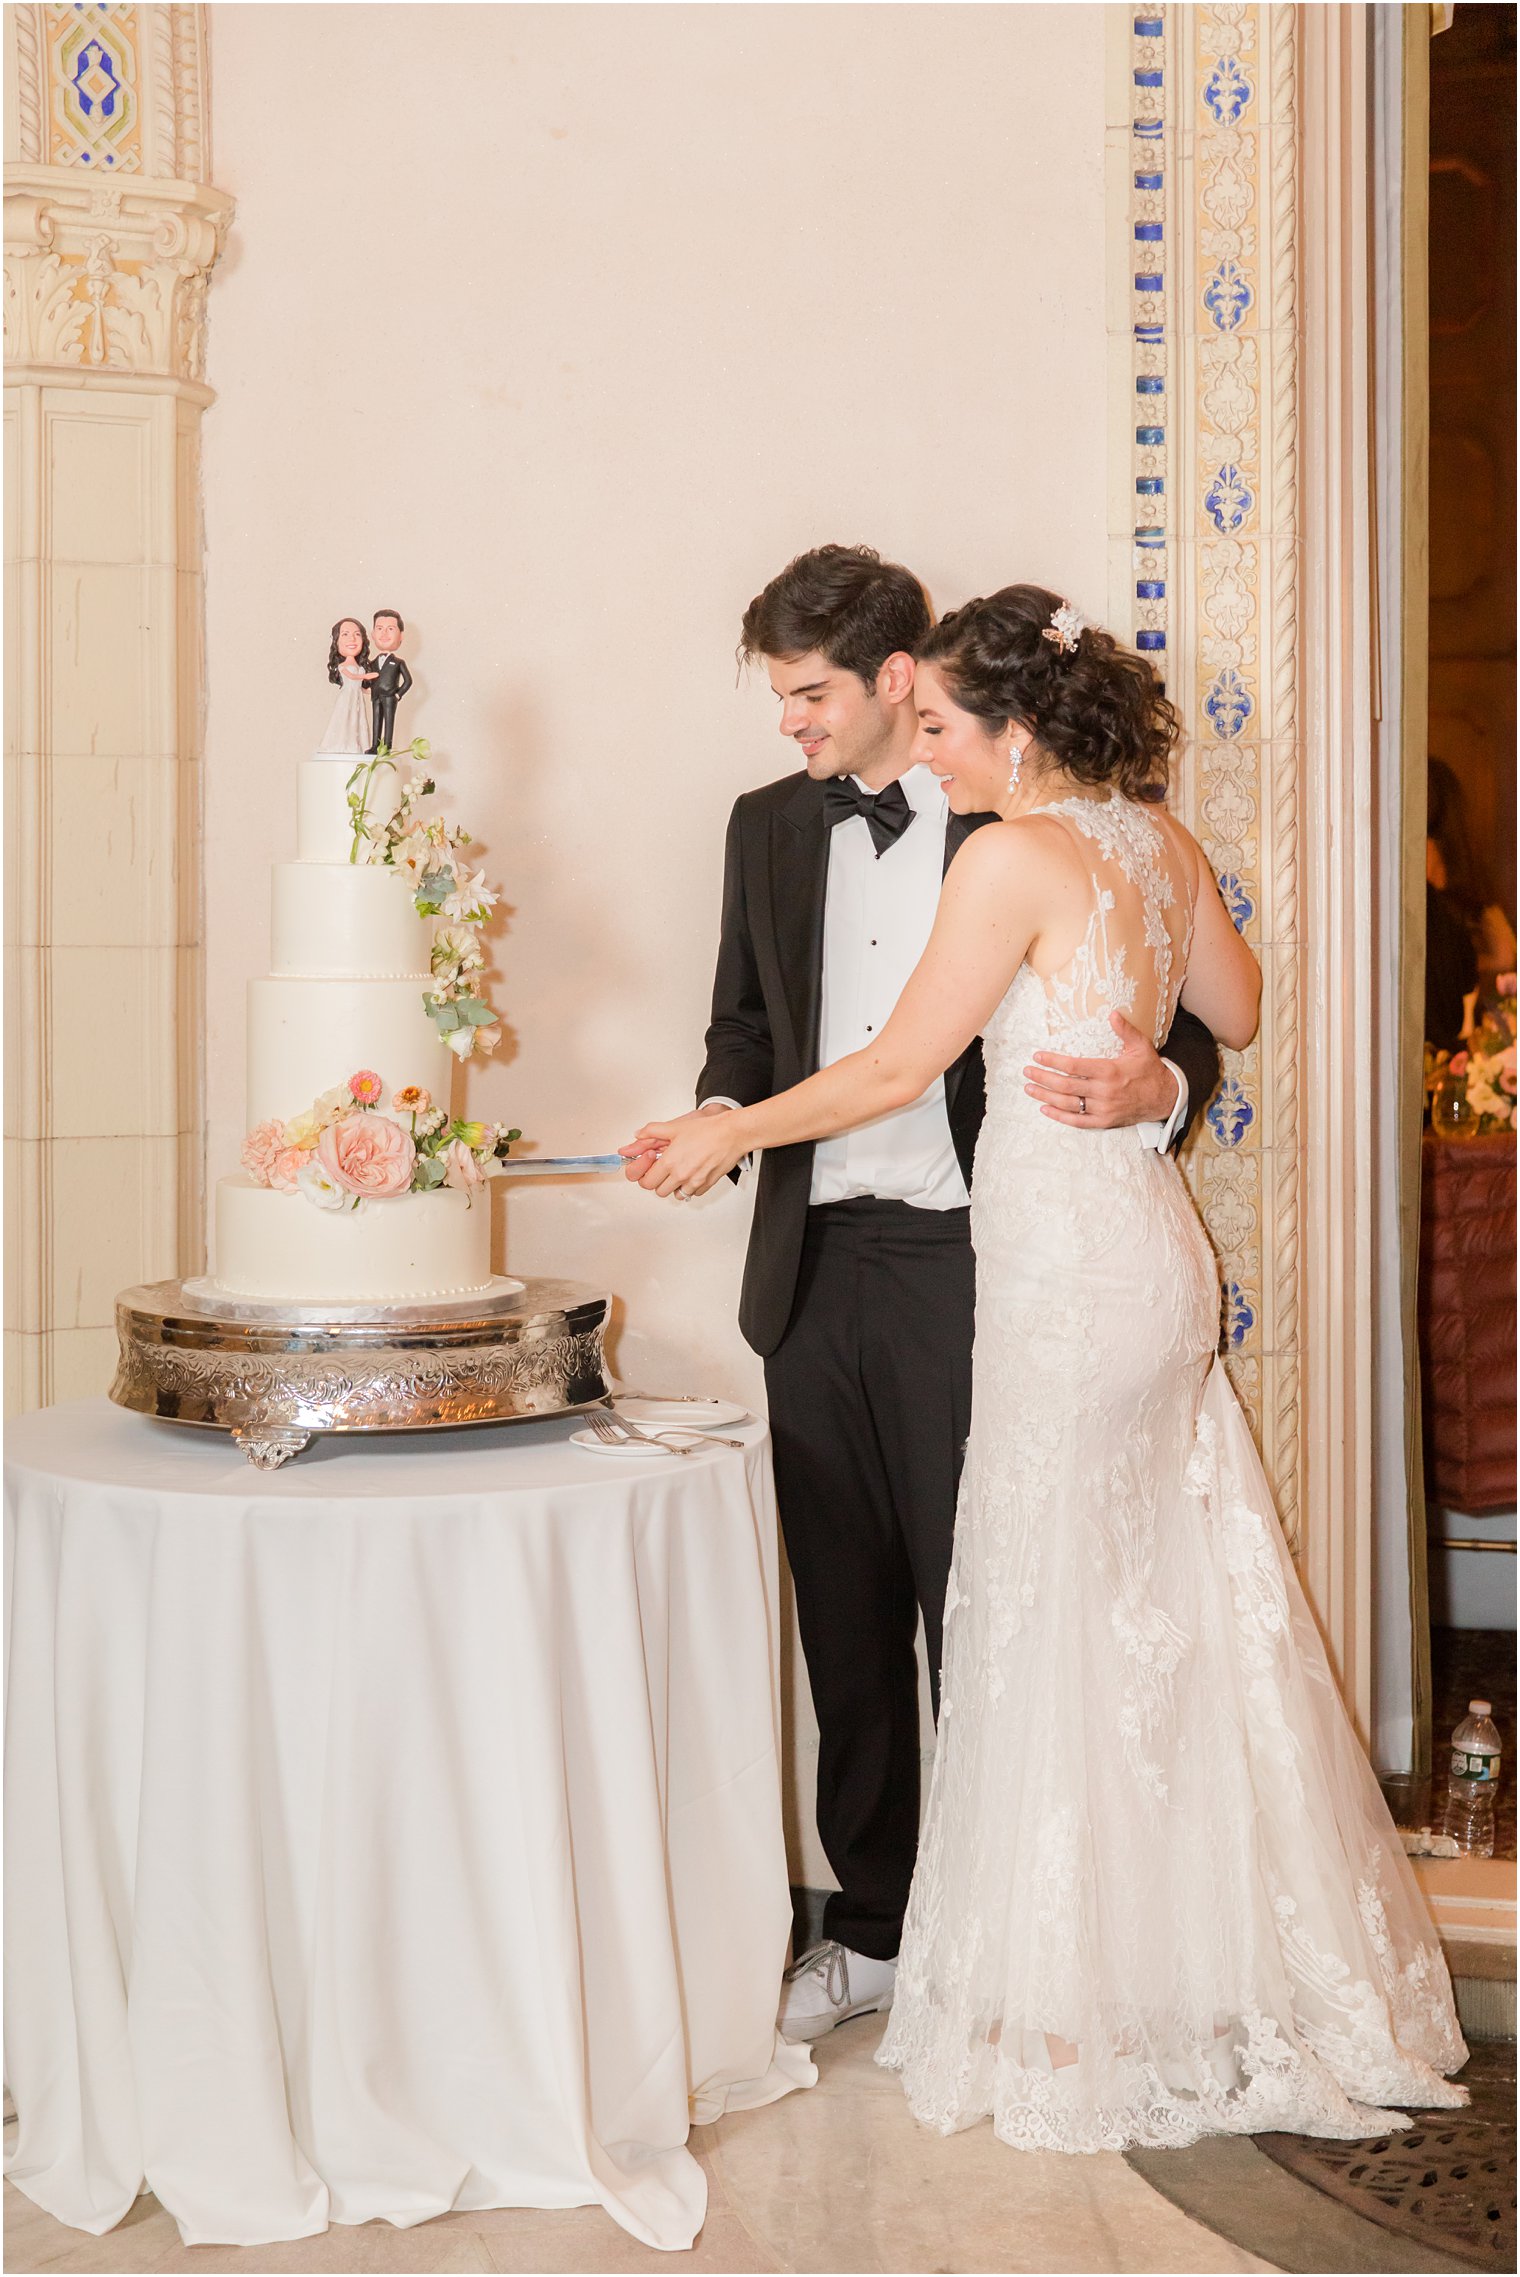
[1136,1061,1188,1155]
[698,1096,754,1175]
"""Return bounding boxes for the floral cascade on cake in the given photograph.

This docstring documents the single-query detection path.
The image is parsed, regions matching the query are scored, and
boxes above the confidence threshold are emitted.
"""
[211,736,520,1308]
[241,1070,520,1213]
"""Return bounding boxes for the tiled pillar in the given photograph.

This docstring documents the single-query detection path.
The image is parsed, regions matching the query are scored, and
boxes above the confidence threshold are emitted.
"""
[3,4,231,1408]
[1106,7,1403,1738]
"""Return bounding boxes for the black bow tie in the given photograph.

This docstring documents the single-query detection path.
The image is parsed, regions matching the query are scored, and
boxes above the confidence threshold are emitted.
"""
[822,775,915,859]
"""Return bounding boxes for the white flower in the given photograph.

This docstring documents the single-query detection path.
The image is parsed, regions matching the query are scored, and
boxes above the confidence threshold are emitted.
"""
[1042,601,1086,655]
[416,1107,448,1136]
[442,1138,486,1193]
[444,1024,480,1060]
[441,867,497,922]
[313,1084,351,1128]
[297,1156,349,1211]
[432,923,482,973]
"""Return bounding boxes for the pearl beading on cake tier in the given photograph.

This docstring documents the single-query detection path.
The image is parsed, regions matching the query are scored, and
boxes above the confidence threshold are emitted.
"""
[215,1177,492,1302]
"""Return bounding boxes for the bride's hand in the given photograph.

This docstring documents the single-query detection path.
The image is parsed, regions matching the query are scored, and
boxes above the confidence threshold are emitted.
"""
[618,1110,747,1199]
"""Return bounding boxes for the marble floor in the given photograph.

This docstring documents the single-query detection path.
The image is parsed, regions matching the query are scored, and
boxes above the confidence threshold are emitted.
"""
[3,2017,1272,2275]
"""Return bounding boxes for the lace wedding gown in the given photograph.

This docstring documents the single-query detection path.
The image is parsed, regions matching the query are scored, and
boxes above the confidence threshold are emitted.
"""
[877,796,1468,2153]
[318,663,372,754]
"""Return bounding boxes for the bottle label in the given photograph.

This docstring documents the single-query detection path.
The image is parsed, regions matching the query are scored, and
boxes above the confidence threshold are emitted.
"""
[1450,1749,1500,1782]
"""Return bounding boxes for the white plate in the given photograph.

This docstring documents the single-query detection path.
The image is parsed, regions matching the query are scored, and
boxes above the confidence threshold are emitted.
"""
[568,1427,683,1460]
[614,1396,748,1430]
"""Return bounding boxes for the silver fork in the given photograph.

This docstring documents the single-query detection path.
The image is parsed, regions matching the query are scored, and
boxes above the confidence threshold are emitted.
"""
[590,1409,746,1454]
[585,1409,701,1457]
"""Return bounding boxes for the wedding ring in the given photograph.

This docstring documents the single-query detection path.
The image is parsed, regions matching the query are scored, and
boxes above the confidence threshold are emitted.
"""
[1078,1096,1088,1116]
[674,1189,690,1201]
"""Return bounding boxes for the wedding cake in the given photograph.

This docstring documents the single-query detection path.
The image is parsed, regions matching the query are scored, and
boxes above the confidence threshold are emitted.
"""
[208,749,515,1307]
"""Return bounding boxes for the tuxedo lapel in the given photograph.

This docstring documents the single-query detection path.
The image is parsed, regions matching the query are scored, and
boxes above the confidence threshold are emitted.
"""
[770,774,830,1074]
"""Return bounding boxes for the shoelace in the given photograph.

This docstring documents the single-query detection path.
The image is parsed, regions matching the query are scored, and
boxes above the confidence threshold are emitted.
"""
[783,1939,850,2008]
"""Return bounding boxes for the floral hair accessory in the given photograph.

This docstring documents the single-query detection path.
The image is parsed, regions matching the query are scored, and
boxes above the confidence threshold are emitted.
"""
[1042,602,1086,656]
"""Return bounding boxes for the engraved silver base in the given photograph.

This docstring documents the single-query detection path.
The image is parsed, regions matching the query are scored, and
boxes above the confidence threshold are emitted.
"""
[110,1277,612,1464]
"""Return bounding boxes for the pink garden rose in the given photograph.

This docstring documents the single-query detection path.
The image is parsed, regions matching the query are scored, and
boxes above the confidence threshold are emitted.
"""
[348,1069,384,1106]
[268,1145,310,1193]
[240,1118,286,1186]
[441,1137,486,1194]
[318,1110,416,1197]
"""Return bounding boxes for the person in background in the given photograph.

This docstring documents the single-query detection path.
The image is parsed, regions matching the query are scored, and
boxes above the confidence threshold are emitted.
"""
[1427,757,1517,1042]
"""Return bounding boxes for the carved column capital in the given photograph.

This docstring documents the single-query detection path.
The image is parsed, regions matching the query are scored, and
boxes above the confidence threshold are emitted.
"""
[4,5,232,386]
[4,168,232,383]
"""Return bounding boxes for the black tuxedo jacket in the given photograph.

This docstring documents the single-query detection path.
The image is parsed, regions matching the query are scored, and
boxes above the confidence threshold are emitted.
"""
[370,654,412,701]
[697,770,1222,1357]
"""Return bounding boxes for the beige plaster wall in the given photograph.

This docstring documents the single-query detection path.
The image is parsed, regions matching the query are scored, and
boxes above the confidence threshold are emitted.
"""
[202,0,1109,1881]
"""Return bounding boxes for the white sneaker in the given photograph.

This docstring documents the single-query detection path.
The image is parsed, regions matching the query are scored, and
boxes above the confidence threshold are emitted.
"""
[778,1940,897,2042]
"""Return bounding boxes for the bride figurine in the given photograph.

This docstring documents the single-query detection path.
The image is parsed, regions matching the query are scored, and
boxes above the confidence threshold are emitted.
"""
[318,617,378,753]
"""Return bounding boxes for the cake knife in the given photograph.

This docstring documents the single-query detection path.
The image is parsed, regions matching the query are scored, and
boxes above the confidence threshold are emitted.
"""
[493,1154,627,1177]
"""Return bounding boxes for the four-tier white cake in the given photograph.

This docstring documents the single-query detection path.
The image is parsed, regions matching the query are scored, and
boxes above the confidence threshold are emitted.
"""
[210,755,499,1305]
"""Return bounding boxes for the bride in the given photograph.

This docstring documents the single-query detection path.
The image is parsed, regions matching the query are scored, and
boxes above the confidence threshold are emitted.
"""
[625,585,1468,2152]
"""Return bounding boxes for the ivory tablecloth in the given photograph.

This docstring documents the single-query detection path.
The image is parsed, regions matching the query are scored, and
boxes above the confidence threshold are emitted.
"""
[4,1400,812,2251]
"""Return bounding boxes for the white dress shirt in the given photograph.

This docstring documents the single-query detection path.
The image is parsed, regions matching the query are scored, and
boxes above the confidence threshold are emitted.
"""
[810,764,969,1208]
[706,765,1188,1178]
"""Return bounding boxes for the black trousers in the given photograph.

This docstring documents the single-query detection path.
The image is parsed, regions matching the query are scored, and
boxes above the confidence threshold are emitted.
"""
[368,695,397,754]
[764,1197,975,1961]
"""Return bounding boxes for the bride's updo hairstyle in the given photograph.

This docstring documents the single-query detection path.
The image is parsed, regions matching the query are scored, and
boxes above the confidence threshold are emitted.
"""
[916,584,1179,800]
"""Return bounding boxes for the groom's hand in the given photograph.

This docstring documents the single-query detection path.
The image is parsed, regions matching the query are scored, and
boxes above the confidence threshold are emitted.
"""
[1024,1012,1176,1129]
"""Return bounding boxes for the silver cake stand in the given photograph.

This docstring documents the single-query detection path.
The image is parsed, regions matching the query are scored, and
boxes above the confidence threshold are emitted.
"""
[110,1277,613,1468]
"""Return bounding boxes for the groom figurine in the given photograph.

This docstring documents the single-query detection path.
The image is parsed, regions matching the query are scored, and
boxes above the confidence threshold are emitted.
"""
[693,545,1220,2040]
[366,608,413,753]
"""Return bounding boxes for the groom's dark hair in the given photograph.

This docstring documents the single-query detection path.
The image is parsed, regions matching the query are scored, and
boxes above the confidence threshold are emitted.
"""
[739,545,932,689]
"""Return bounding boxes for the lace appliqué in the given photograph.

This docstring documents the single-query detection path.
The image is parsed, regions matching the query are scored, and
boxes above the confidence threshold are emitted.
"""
[880,804,1469,2156]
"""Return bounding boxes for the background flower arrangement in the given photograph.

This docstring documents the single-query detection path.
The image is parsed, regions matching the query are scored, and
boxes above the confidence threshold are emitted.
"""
[242,1071,522,1212]
[347,741,503,1059]
[1425,976,1518,1136]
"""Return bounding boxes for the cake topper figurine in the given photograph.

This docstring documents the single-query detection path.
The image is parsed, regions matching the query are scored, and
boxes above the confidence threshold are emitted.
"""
[317,617,377,754]
[367,608,413,754]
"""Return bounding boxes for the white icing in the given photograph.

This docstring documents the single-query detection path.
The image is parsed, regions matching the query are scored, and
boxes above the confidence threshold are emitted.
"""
[297,754,372,863]
[247,978,449,1129]
[271,861,431,979]
[213,1175,494,1303]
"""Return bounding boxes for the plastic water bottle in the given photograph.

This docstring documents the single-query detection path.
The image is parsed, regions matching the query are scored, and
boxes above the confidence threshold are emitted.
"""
[1446,1700,1502,1857]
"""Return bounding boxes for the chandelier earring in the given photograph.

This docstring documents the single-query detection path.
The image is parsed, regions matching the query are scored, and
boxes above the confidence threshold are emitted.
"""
[1007,735,1024,797]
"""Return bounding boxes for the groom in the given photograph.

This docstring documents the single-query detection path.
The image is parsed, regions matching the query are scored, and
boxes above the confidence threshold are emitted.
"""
[688,545,1221,2041]
[366,608,413,753]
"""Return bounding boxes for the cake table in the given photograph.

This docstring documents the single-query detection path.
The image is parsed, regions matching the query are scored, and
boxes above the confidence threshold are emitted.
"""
[3,1399,813,2252]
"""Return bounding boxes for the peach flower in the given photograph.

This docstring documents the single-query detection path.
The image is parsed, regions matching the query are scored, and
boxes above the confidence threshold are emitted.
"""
[441,1138,486,1194]
[348,1069,384,1106]
[268,1145,309,1193]
[393,1084,431,1114]
[241,1118,286,1186]
[318,1111,416,1197]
